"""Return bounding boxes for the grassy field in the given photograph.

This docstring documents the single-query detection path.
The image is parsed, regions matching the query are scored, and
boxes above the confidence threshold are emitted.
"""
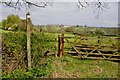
[37,32,119,78]
[48,56,118,78]
[1,29,119,78]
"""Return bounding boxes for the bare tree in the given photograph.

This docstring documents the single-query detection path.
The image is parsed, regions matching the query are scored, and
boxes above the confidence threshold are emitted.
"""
[1,0,109,9]
[77,0,109,18]
[1,0,53,10]
[1,0,109,17]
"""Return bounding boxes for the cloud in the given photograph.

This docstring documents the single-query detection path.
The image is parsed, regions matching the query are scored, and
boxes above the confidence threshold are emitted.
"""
[1,2,118,27]
[0,4,2,21]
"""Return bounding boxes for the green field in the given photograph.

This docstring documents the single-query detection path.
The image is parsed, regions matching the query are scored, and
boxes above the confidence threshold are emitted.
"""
[49,56,118,78]
[1,29,120,78]
[1,13,120,78]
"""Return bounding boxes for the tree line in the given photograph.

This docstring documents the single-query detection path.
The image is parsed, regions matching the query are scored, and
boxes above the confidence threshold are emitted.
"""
[1,14,119,36]
[2,14,32,31]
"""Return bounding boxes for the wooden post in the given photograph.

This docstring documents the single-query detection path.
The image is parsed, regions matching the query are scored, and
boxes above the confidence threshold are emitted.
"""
[58,34,64,57]
[58,35,60,57]
[26,12,31,68]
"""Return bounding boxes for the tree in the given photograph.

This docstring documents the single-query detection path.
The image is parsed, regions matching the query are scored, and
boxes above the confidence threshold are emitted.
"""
[77,0,109,17]
[1,0,109,14]
[58,27,65,33]
[65,27,75,33]
[2,15,21,30]
[2,14,33,31]
[19,19,33,31]
[6,15,21,30]
[19,19,26,31]
[95,28,104,35]
[1,0,53,9]
[2,19,7,29]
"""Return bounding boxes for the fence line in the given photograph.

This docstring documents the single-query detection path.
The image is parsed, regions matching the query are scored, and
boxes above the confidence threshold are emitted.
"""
[58,34,120,61]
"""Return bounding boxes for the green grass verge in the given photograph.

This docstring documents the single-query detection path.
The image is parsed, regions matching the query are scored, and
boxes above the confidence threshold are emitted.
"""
[2,55,118,78]
[49,55,118,78]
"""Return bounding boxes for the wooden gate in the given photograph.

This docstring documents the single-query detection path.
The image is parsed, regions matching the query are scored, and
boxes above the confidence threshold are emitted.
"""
[58,34,120,61]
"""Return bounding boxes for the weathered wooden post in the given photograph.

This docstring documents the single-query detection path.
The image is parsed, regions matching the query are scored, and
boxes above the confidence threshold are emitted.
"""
[58,34,64,57]
[26,12,31,68]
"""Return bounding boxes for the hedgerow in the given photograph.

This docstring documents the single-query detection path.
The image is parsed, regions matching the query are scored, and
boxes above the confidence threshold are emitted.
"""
[2,31,57,77]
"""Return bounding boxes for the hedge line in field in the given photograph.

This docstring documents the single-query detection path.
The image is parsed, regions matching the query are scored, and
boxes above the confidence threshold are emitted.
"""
[2,31,57,73]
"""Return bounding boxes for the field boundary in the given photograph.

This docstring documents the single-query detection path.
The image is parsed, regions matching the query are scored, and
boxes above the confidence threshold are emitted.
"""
[58,34,120,61]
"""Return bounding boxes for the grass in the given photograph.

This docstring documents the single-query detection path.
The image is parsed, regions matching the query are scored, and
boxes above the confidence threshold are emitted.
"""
[47,55,118,78]
[42,33,119,78]
[1,29,12,33]
[1,30,119,78]
[1,54,119,78]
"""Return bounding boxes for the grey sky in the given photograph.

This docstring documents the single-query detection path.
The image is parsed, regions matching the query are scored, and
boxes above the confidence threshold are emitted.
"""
[1,2,118,27]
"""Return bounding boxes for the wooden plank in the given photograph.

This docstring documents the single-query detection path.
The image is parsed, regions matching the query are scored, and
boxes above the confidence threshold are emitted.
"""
[75,47,119,52]
[64,36,119,40]
[86,57,120,61]
[64,51,120,56]
[76,44,93,47]
[115,37,120,39]
[65,47,119,52]
[72,56,120,61]
[76,44,118,48]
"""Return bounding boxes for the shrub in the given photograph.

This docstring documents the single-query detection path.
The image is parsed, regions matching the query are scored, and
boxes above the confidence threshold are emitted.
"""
[2,66,50,78]
[2,32,27,73]
[2,31,57,73]
[65,27,75,33]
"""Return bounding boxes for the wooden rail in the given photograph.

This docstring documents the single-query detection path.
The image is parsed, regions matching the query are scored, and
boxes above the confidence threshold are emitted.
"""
[58,34,120,61]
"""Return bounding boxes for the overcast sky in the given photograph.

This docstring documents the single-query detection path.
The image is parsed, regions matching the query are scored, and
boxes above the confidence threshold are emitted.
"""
[1,2,118,27]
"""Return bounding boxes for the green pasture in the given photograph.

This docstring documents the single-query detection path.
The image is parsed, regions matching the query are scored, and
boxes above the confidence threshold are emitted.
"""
[49,56,119,78]
[1,30,119,53]
[1,30,120,78]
